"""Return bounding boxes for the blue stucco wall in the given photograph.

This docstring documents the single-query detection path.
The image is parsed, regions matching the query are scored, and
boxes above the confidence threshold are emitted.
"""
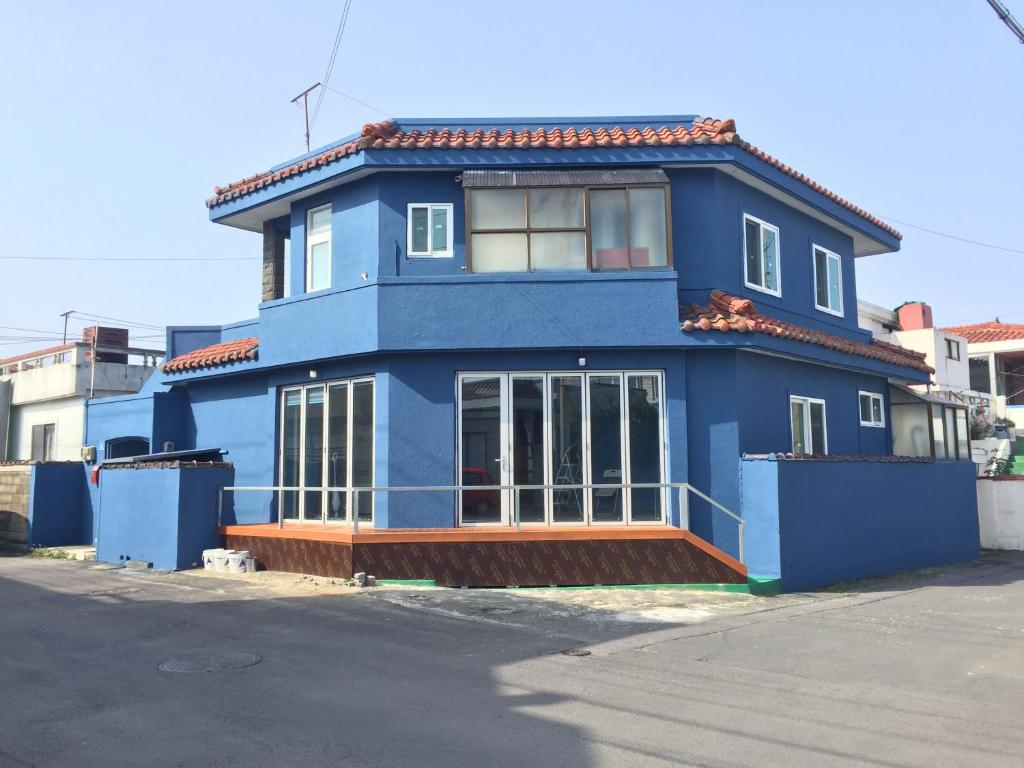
[378,172,465,277]
[740,457,979,591]
[27,463,88,547]
[96,466,232,570]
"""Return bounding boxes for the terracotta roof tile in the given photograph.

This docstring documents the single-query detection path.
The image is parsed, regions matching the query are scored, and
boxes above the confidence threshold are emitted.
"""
[682,290,932,374]
[162,337,258,374]
[208,118,899,239]
[940,321,1024,345]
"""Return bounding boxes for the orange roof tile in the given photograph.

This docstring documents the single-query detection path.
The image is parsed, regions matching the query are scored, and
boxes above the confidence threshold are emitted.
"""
[208,118,900,240]
[939,321,1024,345]
[682,290,932,374]
[162,337,258,374]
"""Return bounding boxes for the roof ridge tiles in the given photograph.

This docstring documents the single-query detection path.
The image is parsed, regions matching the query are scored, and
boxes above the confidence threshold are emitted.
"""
[682,290,932,374]
[163,337,259,374]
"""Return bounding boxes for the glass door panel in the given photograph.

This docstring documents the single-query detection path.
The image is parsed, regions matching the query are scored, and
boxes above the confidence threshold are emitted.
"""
[511,377,545,523]
[326,383,348,522]
[351,381,374,522]
[281,390,302,520]
[303,386,325,521]
[460,376,504,524]
[627,374,663,522]
[550,375,585,523]
[588,375,624,523]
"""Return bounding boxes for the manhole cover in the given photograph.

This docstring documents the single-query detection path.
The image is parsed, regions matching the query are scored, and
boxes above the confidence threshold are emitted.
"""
[560,648,592,657]
[159,652,262,673]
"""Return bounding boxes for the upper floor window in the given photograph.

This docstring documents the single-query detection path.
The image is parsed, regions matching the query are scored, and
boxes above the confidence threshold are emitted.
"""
[813,245,843,316]
[306,204,331,292]
[946,338,960,361]
[31,423,56,461]
[467,185,669,273]
[408,203,453,258]
[790,396,827,454]
[859,391,885,428]
[743,214,780,296]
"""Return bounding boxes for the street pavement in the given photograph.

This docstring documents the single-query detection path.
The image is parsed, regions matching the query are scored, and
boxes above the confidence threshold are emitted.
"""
[0,552,1022,768]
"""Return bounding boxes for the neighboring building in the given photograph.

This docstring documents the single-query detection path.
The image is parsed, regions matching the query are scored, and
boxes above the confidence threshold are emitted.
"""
[858,300,979,405]
[0,327,160,461]
[940,320,1024,429]
[80,115,979,590]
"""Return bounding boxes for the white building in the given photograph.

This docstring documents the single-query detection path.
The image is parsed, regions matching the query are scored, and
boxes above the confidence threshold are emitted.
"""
[940,319,1024,429]
[0,328,161,461]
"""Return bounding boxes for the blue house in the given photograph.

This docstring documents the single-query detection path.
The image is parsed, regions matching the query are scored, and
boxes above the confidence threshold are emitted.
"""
[84,116,979,590]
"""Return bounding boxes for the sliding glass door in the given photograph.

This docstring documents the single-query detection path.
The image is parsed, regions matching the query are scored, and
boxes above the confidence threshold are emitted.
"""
[278,377,374,524]
[457,371,666,526]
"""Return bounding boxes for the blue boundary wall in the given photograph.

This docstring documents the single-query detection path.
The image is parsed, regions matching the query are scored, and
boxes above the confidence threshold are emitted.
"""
[96,464,233,570]
[26,463,88,548]
[740,456,979,591]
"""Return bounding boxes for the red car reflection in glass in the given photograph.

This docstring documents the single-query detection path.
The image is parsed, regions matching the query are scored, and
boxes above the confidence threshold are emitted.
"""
[461,467,500,518]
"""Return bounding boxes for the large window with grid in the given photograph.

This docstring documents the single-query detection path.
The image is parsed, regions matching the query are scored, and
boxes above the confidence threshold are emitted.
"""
[467,185,670,273]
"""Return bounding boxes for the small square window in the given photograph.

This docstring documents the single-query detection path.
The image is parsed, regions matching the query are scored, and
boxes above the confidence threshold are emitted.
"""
[946,338,960,361]
[859,391,885,428]
[408,203,453,257]
[743,214,781,296]
[813,246,844,316]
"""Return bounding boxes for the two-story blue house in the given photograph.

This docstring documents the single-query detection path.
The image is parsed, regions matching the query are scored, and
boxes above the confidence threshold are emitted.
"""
[84,115,979,590]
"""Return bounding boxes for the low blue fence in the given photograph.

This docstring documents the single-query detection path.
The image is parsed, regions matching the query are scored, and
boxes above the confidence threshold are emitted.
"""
[740,457,979,591]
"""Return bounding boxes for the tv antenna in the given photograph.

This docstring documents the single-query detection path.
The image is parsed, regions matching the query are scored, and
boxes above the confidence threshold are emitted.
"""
[291,82,322,153]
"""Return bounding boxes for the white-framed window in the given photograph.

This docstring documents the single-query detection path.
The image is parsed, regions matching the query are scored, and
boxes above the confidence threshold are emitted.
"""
[408,203,454,258]
[859,391,885,428]
[946,338,960,361]
[305,204,332,292]
[812,245,843,316]
[743,214,781,296]
[790,396,827,455]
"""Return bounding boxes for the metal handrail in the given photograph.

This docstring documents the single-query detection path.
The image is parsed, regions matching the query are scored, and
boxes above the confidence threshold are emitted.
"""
[217,481,745,563]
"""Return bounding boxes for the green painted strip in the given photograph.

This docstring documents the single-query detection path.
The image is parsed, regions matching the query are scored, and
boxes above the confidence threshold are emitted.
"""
[747,576,782,595]
[375,579,439,587]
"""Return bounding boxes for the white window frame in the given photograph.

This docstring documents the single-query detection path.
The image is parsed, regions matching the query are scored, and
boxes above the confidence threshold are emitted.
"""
[858,391,885,428]
[812,244,844,316]
[789,395,828,455]
[305,204,332,293]
[455,370,668,527]
[946,338,960,361]
[742,213,782,297]
[407,203,454,258]
[277,376,375,526]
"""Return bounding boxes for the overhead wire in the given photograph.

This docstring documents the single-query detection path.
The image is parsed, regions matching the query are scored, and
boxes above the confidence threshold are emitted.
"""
[310,0,354,127]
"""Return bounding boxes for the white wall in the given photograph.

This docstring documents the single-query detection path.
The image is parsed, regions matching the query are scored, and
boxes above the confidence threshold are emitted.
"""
[891,328,970,391]
[977,479,1024,550]
[7,397,85,461]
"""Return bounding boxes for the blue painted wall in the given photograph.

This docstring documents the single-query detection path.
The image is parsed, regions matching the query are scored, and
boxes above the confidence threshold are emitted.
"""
[377,172,465,277]
[96,465,232,570]
[740,457,979,590]
[26,463,87,547]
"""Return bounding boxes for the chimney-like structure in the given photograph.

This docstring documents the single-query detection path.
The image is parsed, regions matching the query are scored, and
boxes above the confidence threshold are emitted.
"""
[897,302,933,331]
[262,221,286,302]
[82,326,129,363]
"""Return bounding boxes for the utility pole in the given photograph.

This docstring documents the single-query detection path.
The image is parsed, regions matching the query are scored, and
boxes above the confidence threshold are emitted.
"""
[986,0,1024,43]
[291,82,322,153]
[60,310,75,344]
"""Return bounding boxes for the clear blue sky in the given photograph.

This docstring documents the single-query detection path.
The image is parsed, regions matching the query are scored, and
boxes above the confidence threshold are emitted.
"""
[1,0,1021,357]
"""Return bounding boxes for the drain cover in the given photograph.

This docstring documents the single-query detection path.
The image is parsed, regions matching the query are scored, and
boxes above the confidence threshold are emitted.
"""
[159,652,262,673]
[560,648,592,657]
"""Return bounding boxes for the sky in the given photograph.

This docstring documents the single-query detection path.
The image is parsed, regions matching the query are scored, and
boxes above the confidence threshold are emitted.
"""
[1,0,1022,357]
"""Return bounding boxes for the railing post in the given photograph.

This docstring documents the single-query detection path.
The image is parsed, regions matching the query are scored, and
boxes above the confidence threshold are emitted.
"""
[278,486,284,529]
[678,485,689,530]
[738,521,745,565]
[217,487,223,528]
[514,487,521,532]
[353,491,360,534]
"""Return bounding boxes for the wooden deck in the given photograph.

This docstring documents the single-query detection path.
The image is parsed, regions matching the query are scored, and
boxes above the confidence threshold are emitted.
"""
[220,523,747,587]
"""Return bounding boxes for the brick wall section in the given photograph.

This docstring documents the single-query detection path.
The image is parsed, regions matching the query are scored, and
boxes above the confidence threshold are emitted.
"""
[262,222,285,302]
[82,326,129,363]
[0,465,32,549]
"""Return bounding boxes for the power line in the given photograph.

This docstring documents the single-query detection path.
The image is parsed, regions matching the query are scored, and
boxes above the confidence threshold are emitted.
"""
[986,0,1024,43]
[70,311,164,331]
[3,255,256,263]
[310,0,354,128]
[321,84,390,117]
[879,214,1024,255]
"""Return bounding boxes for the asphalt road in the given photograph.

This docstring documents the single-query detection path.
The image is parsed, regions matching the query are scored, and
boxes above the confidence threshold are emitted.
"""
[1,553,1022,768]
